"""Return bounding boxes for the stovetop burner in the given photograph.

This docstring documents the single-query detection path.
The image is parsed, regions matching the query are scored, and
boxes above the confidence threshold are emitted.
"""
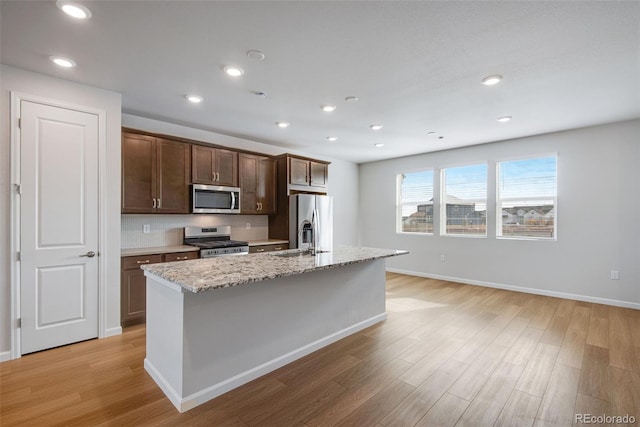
[188,240,249,249]
[183,225,249,258]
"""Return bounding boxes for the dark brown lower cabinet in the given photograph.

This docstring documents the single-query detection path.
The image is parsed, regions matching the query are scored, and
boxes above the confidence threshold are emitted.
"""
[121,251,198,327]
[249,243,289,254]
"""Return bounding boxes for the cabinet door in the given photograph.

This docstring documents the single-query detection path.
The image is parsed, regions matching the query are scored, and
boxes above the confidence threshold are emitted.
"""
[258,157,276,214]
[215,149,238,187]
[192,145,216,185]
[122,133,156,213]
[239,154,259,214]
[121,268,147,325]
[289,157,309,185]
[310,161,328,188]
[156,139,191,213]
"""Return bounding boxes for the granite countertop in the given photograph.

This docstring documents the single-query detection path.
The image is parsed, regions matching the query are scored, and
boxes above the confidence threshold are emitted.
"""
[142,246,408,293]
[121,245,198,257]
[248,239,289,246]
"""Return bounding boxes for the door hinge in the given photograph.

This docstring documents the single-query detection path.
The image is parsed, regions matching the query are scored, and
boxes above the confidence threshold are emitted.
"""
[18,118,21,129]
[14,184,21,195]
[17,318,21,328]
[16,251,21,261]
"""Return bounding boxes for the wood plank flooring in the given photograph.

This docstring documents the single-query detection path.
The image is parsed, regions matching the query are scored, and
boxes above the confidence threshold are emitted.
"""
[2,273,639,426]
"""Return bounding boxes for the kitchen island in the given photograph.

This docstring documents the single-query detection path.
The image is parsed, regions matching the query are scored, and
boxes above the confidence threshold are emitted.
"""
[142,246,408,412]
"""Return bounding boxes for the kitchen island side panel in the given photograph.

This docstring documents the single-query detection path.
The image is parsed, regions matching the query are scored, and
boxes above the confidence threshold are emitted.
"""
[171,259,386,410]
[144,279,186,407]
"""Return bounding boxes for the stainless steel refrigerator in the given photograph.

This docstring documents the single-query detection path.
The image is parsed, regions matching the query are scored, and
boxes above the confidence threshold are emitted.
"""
[289,194,333,253]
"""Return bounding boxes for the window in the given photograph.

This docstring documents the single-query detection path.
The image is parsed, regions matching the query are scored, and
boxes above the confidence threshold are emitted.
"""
[397,170,434,233]
[441,164,487,236]
[497,155,557,239]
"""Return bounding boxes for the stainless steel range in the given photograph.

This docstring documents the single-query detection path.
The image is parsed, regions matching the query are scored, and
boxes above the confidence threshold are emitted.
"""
[184,226,249,258]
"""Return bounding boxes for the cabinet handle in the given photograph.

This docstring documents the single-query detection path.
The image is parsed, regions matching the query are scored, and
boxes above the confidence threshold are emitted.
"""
[157,198,161,208]
[176,256,188,260]
[274,247,282,250]
[136,259,150,264]
[256,248,265,252]
[152,198,156,208]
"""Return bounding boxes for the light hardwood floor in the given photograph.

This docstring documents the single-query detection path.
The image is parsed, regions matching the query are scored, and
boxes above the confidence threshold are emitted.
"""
[2,273,639,426]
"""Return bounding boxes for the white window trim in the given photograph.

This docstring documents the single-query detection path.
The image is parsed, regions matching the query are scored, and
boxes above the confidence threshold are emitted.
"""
[440,163,488,238]
[396,169,434,235]
[496,154,558,241]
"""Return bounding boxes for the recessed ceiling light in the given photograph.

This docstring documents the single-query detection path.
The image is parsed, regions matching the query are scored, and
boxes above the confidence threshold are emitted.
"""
[246,50,265,61]
[50,56,76,68]
[186,95,203,104]
[345,96,359,103]
[321,105,336,113]
[326,136,338,142]
[497,116,512,123]
[276,121,290,128]
[56,1,91,19]
[481,75,503,86]
[370,124,383,131]
[374,143,384,148]
[224,66,244,77]
[427,132,437,136]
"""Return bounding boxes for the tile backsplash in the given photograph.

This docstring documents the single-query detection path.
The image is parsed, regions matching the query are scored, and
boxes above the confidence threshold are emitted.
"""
[121,214,269,248]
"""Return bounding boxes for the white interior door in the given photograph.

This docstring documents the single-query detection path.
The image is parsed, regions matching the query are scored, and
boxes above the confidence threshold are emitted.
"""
[20,100,99,355]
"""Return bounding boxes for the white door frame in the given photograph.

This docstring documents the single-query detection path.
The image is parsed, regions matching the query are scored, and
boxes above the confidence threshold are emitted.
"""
[9,92,109,359]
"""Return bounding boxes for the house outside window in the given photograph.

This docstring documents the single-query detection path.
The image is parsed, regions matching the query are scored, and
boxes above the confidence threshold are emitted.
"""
[440,163,487,236]
[497,155,557,239]
[397,170,434,233]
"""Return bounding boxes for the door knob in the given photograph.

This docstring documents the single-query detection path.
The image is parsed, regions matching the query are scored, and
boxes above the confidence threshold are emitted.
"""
[80,251,96,258]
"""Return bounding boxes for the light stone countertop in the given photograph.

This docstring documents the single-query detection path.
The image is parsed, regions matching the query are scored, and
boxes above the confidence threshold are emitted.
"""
[142,245,408,293]
[121,245,199,257]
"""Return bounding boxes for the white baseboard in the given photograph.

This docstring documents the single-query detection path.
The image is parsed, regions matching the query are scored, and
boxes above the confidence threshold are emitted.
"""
[151,312,387,413]
[386,268,640,310]
[144,358,184,411]
[0,351,12,362]
[103,326,122,338]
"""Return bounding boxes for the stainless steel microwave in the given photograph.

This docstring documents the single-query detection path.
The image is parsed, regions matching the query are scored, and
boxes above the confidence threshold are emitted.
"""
[192,184,241,214]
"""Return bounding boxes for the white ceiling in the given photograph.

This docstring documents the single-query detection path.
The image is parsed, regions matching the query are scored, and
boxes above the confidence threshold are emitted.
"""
[2,1,639,164]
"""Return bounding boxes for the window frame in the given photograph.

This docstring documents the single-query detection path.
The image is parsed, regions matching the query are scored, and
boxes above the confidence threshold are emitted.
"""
[439,162,488,238]
[495,153,558,241]
[396,168,435,235]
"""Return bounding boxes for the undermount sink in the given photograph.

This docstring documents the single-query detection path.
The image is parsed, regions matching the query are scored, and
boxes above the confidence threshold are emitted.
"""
[273,251,314,258]
[274,250,331,258]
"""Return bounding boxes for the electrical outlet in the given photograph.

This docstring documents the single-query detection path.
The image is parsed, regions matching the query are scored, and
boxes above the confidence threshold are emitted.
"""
[245,222,251,230]
[440,254,445,262]
[143,224,150,234]
[610,270,620,280]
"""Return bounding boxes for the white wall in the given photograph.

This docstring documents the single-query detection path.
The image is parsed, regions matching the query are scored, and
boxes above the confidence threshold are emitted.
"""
[360,119,640,307]
[122,114,360,246]
[0,65,122,358]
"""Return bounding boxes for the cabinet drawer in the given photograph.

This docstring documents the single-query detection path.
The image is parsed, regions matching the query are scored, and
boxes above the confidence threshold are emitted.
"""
[164,251,199,262]
[122,254,163,270]
[250,243,289,254]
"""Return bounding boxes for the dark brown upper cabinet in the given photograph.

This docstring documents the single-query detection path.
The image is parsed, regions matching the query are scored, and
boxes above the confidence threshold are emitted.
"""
[239,153,276,214]
[122,132,191,214]
[192,145,238,187]
[288,156,329,190]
